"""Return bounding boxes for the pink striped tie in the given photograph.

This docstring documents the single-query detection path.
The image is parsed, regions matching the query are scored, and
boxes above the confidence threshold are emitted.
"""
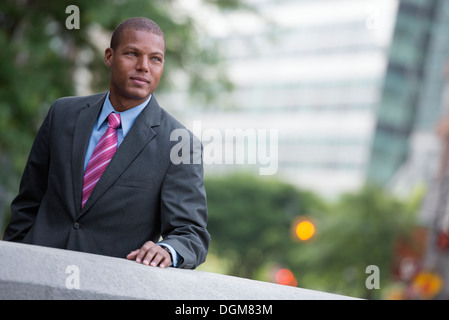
[81,112,121,208]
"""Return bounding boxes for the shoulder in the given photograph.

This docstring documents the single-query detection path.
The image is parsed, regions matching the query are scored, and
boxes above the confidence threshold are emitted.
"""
[160,107,186,131]
[151,96,191,133]
[52,92,106,109]
[46,93,107,123]
[158,104,200,141]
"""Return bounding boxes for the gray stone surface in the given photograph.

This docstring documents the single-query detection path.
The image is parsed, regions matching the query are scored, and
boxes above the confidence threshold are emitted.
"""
[0,241,355,300]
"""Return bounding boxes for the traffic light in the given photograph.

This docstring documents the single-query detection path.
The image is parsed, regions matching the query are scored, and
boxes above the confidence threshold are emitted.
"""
[291,217,316,241]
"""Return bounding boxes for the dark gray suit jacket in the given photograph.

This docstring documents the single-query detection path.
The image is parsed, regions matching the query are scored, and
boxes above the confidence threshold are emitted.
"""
[4,92,210,269]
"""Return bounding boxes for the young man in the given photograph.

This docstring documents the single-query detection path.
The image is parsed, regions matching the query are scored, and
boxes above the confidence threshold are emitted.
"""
[4,17,210,269]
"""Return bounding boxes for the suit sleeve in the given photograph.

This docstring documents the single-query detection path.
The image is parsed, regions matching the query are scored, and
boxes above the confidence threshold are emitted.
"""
[159,133,211,269]
[3,105,53,242]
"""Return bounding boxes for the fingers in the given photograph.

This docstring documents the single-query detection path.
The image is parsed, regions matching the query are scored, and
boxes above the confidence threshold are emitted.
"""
[126,249,139,260]
[127,241,172,268]
[137,241,157,265]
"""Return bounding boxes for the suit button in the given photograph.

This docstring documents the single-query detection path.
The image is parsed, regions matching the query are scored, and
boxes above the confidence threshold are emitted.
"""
[73,222,81,230]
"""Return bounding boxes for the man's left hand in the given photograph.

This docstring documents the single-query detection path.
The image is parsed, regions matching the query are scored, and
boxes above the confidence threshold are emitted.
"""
[126,241,172,268]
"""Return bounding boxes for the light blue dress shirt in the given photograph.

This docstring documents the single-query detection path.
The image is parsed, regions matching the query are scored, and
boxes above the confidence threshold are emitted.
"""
[83,92,180,267]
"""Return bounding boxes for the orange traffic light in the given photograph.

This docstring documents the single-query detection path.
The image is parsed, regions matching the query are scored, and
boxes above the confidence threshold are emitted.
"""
[291,217,316,241]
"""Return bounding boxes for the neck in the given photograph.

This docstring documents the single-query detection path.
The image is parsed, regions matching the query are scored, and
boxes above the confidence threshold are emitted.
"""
[108,90,151,112]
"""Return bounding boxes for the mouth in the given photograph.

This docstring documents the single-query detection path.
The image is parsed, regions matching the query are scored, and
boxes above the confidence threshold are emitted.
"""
[130,76,150,85]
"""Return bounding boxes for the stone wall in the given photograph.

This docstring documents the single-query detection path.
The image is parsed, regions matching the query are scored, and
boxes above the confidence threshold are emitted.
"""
[0,241,354,300]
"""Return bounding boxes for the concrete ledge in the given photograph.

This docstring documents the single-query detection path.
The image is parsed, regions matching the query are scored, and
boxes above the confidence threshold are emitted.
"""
[0,241,354,300]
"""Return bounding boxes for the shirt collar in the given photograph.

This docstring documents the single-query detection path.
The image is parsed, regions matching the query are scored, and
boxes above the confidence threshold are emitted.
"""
[97,92,152,137]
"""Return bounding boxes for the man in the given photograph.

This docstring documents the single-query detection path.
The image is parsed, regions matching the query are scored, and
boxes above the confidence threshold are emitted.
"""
[3,17,210,269]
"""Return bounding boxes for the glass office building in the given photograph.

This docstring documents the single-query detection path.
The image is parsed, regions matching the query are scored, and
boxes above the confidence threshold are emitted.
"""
[367,0,449,190]
[163,0,398,197]
[368,0,449,298]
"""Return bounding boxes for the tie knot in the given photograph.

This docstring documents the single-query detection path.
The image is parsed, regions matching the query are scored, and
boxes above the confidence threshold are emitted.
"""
[108,113,121,130]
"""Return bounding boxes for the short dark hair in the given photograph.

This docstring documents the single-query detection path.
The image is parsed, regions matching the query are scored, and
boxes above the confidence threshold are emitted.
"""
[110,17,166,51]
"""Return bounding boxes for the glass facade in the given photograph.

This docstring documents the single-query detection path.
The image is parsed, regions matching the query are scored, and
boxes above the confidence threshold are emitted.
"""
[367,0,449,187]
[162,0,398,197]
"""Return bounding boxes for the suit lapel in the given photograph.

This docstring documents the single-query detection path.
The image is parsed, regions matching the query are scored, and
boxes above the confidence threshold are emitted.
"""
[71,93,106,216]
[79,95,162,215]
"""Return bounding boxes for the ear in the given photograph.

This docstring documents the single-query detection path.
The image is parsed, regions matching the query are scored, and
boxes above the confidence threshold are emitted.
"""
[104,48,113,68]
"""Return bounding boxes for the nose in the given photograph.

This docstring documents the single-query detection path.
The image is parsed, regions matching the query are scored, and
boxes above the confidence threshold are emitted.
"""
[136,56,149,72]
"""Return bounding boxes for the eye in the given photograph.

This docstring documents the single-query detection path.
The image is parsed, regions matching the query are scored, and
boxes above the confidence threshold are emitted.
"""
[125,51,136,56]
[152,56,162,63]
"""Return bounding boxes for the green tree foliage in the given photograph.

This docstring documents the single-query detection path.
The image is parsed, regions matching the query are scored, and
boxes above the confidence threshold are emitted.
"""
[287,185,421,299]
[205,173,327,279]
[205,174,422,299]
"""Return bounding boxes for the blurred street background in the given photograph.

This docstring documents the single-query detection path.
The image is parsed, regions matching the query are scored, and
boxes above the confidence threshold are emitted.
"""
[2,0,449,299]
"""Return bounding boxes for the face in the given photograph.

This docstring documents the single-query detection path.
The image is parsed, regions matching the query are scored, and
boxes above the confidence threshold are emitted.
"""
[104,28,165,111]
